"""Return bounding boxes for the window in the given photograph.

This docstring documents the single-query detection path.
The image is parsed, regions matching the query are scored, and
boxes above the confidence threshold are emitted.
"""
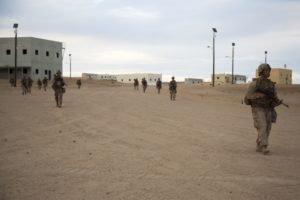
[35,50,39,55]
[217,77,220,79]
[35,69,39,74]
[6,49,11,55]
[56,53,59,58]
[121,79,123,82]
[23,49,27,55]
[46,51,49,56]
[45,70,48,75]
[9,69,13,74]
[154,79,156,81]
[23,68,27,74]
[150,78,152,81]
[129,79,131,81]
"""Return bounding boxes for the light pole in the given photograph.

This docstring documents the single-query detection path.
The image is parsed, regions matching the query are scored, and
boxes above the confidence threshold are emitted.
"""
[69,53,72,79]
[231,42,235,84]
[264,51,268,63]
[212,28,217,87]
[13,23,18,87]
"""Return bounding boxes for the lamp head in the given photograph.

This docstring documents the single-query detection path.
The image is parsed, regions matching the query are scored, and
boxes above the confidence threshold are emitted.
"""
[13,23,18,29]
[212,28,217,33]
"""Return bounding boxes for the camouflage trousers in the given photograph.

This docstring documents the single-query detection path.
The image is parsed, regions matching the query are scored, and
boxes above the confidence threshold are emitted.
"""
[170,90,176,101]
[54,89,64,107]
[251,107,272,147]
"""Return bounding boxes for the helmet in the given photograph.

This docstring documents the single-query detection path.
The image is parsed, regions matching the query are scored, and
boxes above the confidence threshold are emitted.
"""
[172,76,174,79]
[258,64,271,76]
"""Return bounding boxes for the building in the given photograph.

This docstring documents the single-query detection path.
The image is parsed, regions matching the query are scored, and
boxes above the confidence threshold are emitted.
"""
[0,37,63,80]
[184,78,203,85]
[116,73,162,85]
[82,73,117,80]
[212,73,247,85]
[256,67,292,85]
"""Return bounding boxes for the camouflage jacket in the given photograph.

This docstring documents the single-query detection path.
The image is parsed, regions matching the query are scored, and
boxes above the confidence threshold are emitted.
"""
[244,78,280,108]
[169,80,177,91]
[52,77,65,90]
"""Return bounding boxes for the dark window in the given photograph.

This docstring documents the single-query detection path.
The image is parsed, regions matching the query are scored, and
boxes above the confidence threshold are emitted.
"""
[9,69,13,74]
[192,81,194,84]
[217,77,220,79]
[121,79,123,82]
[56,52,59,58]
[45,70,48,75]
[6,49,11,55]
[129,79,131,81]
[46,51,49,56]
[35,50,39,55]
[35,69,39,74]
[23,68,27,74]
[150,78,152,81]
[23,49,27,55]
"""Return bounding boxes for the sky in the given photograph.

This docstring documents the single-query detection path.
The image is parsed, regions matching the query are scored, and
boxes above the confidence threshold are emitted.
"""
[1,0,300,82]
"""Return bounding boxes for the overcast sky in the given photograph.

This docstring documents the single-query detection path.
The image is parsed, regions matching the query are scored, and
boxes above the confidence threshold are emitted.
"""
[1,0,300,82]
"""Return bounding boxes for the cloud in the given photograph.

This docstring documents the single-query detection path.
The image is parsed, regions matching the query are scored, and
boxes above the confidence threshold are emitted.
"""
[107,6,159,20]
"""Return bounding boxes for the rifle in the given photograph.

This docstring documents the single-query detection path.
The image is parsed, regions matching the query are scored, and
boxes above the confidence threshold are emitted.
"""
[280,100,289,108]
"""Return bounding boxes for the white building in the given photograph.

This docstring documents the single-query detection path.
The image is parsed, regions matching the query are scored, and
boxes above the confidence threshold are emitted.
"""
[82,72,162,85]
[116,73,162,85]
[0,37,63,80]
[185,78,204,85]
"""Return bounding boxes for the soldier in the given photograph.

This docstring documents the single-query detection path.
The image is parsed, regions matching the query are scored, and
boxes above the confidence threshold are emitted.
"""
[134,78,139,90]
[52,70,66,108]
[141,78,147,93]
[42,77,48,91]
[9,78,14,87]
[21,76,29,95]
[156,78,162,94]
[244,64,282,155]
[37,79,42,90]
[76,79,82,89]
[169,76,177,101]
[28,77,33,93]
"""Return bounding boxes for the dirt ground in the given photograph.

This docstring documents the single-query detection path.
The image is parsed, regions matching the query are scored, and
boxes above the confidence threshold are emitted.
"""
[0,79,300,200]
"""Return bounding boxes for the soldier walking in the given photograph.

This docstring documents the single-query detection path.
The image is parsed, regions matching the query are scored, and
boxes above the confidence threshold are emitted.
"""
[42,77,48,91]
[244,64,283,155]
[134,78,139,90]
[169,76,177,101]
[142,78,147,93]
[37,79,42,90]
[52,70,66,108]
[28,77,33,93]
[76,79,82,89]
[156,78,162,94]
[21,76,28,95]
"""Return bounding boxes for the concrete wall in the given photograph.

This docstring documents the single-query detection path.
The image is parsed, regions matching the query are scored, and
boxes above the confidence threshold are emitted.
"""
[213,74,247,85]
[185,78,203,85]
[116,73,162,86]
[0,37,62,80]
[256,68,292,85]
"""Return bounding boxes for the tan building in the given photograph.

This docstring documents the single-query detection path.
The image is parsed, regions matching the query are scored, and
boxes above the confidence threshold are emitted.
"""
[256,67,292,85]
[212,74,247,85]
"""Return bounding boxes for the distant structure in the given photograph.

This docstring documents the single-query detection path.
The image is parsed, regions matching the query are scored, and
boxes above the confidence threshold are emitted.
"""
[0,37,63,80]
[184,78,203,85]
[256,66,292,85]
[82,73,117,80]
[212,73,247,85]
[82,73,162,86]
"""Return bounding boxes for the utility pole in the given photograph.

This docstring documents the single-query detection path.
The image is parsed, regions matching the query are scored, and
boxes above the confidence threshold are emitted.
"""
[232,42,235,84]
[212,28,217,87]
[13,23,18,87]
[69,53,72,79]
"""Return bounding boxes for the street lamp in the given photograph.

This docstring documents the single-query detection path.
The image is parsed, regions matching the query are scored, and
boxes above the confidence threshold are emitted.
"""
[212,28,217,87]
[264,51,268,63]
[69,53,72,79]
[231,43,235,84]
[13,23,18,87]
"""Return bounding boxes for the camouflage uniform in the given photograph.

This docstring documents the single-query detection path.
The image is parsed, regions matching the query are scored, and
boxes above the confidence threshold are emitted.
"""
[52,71,66,108]
[28,77,33,93]
[156,78,162,94]
[244,64,281,154]
[42,77,48,91]
[169,77,177,101]
[76,79,82,89]
[142,78,147,93]
[134,78,139,90]
[21,77,29,95]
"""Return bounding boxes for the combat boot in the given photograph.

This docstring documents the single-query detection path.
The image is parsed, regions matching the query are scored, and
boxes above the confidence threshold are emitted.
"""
[261,146,270,155]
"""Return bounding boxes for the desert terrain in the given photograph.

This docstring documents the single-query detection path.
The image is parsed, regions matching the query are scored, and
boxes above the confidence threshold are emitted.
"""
[0,79,300,200]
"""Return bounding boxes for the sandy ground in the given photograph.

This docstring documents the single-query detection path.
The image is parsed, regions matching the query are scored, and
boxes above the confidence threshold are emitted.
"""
[0,79,300,200]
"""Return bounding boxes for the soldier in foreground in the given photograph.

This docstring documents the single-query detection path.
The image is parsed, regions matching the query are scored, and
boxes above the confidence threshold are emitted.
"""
[76,79,82,89]
[142,78,147,93]
[37,79,42,90]
[169,76,177,101]
[156,78,162,94]
[42,77,48,91]
[244,64,283,155]
[52,70,66,108]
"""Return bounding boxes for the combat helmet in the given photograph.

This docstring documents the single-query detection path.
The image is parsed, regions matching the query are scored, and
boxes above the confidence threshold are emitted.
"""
[258,64,271,76]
